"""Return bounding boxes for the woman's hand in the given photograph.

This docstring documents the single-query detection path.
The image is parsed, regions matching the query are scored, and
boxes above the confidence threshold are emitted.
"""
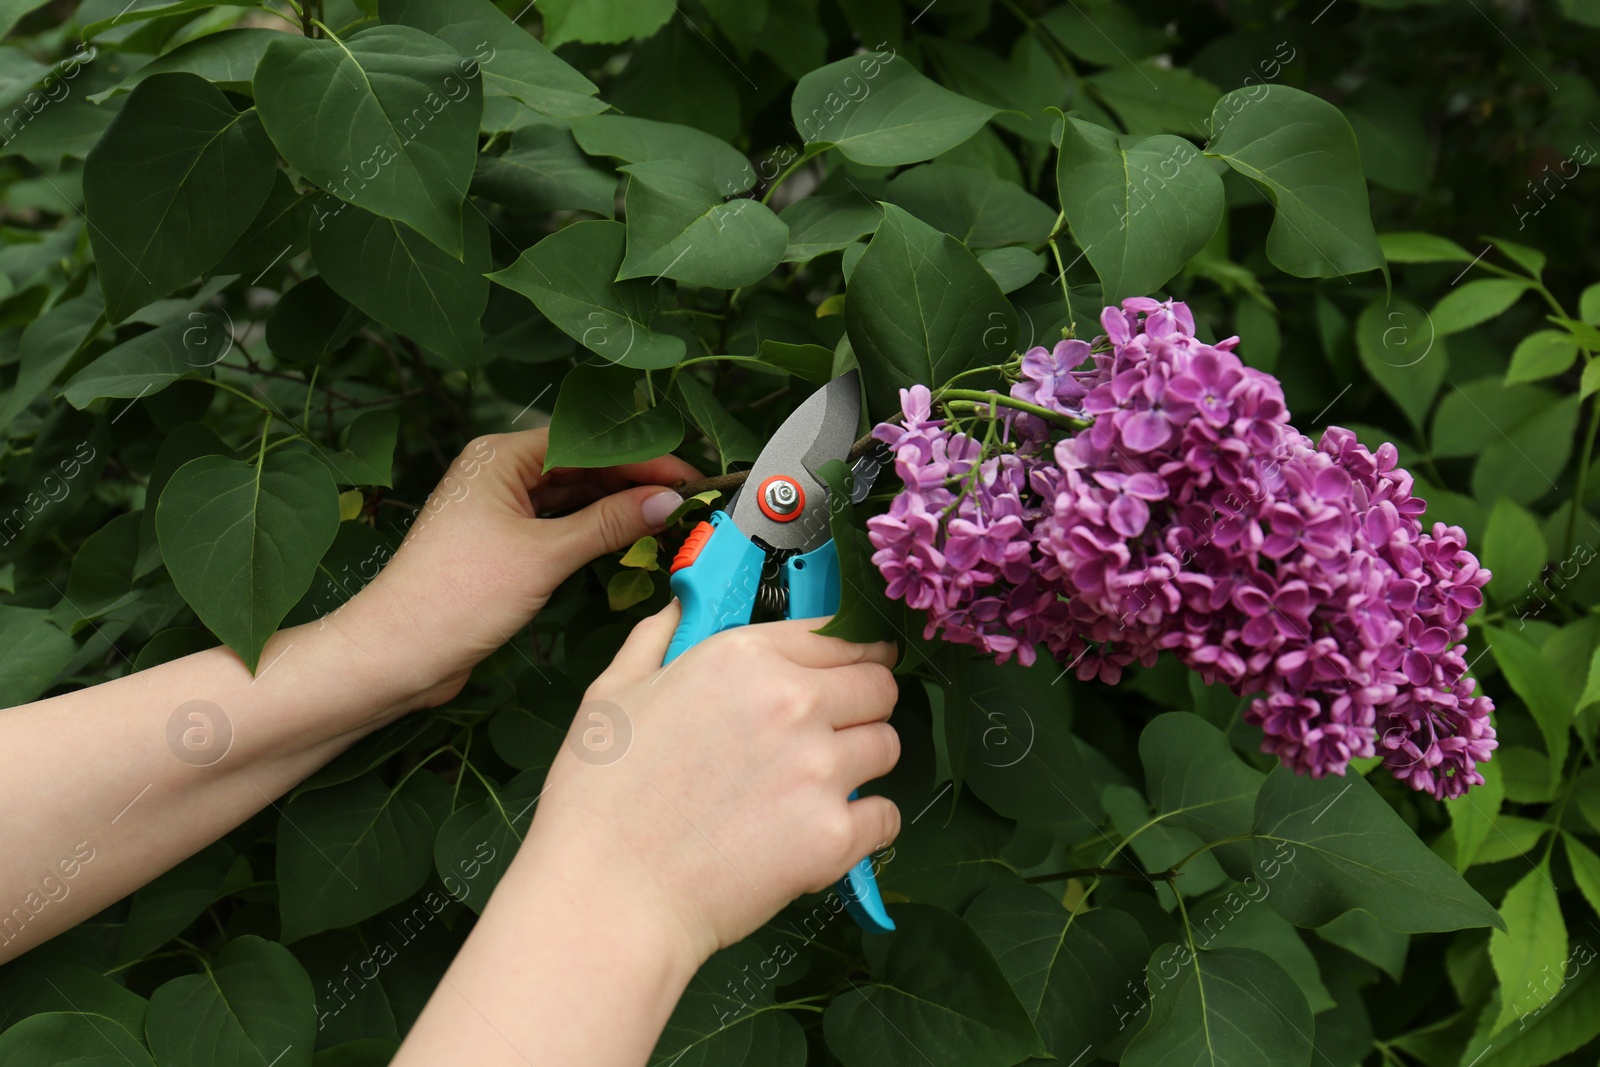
[392,602,903,1066]
[524,601,904,961]
[339,428,700,711]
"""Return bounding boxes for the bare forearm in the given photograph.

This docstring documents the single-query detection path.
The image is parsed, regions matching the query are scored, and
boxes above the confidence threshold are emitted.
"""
[0,595,425,961]
[393,812,701,1066]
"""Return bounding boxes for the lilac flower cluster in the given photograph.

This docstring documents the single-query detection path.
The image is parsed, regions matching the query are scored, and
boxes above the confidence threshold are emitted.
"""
[867,298,1496,798]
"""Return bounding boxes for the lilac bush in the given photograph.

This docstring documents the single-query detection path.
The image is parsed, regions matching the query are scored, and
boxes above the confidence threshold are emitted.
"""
[868,298,1496,799]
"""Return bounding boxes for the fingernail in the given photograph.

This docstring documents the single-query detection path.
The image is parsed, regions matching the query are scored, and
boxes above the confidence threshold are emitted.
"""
[641,489,683,527]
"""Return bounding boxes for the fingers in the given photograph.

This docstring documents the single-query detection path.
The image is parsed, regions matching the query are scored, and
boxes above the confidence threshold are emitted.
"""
[833,722,901,788]
[844,795,902,868]
[593,600,682,686]
[538,484,686,574]
[451,428,700,497]
[817,663,898,728]
[751,618,897,670]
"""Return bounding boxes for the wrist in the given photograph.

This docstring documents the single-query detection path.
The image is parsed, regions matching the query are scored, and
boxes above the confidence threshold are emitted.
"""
[514,800,714,980]
[307,578,465,718]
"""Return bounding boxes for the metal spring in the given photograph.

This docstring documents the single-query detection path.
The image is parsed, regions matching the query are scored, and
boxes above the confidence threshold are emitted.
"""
[756,546,798,618]
[756,578,788,616]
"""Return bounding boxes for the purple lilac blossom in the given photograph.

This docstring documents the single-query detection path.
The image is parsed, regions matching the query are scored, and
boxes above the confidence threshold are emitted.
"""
[866,297,1496,799]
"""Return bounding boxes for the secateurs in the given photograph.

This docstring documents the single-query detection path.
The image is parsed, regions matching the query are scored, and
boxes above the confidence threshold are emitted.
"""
[661,370,895,935]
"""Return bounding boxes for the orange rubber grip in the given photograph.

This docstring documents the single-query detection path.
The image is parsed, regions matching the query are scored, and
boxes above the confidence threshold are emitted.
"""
[670,520,716,574]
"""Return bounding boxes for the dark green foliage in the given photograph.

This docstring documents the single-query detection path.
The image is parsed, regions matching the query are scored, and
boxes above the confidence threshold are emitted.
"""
[1,1,1598,1065]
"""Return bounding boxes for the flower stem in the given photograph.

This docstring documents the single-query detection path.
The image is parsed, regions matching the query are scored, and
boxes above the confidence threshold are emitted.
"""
[937,388,1090,428]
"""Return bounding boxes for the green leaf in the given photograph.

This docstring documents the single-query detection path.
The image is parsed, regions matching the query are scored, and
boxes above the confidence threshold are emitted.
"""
[1488,865,1569,1032]
[61,313,228,408]
[0,958,148,1038]
[1314,910,1409,981]
[977,247,1044,293]
[0,1013,155,1067]
[379,0,604,118]
[545,362,684,469]
[886,164,1055,249]
[94,28,276,100]
[823,903,1044,1067]
[1249,767,1503,933]
[1140,711,1265,856]
[779,193,882,262]
[1431,379,1578,506]
[1203,85,1384,279]
[569,114,754,192]
[265,276,366,365]
[1056,118,1223,302]
[1122,946,1313,1067]
[1564,833,1600,917]
[311,204,489,369]
[118,842,240,963]
[846,203,1017,421]
[965,883,1150,1059]
[1487,626,1572,789]
[672,372,760,469]
[318,409,400,488]
[434,767,549,914]
[1506,329,1580,384]
[84,73,275,323]
[607,567,655,610]
[1432,279,1531,336]
[877,791,1018,910]
[48,511,142,630]
[812,458,894,645]
[1103,784,1228,904]
[0,291,104,432]
[1088,62,1222,137]
[0,606,75,708]
[255,27,482,256]
[277,773,439,942]
[792,53,999,166]
[1580,282,1600,326]
[472,120,616,217]
[1468,959,1600,1067]
[1355,295,1449,431]
[145,936,315,1067]
[1037,2,1170,65]
[651,939,807,1066]
[214,169,312,280]
[1483,498,1548,603]
[1486,235,1547,278]
[1378,231,1475,264]
[964,657,1101,824]
[538,0,675,49]
[617,159,788,288]
[619,537,659,569]
[487,219,684,370]
[757,340,836,382]
[1187,891,1335,1012]
[156,452,341,672]
[1447,755,1504,872]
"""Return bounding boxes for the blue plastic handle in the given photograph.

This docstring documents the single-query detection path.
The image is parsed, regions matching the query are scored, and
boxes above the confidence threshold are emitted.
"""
[663,512,763,665]
[785,542,896,935]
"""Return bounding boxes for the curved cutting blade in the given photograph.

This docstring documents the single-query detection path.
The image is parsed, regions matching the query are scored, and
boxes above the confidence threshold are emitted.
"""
[729,370,861,552]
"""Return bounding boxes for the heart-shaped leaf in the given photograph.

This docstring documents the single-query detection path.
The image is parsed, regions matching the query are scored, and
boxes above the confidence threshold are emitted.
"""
[545,362,684,469]
[145,936,315,1067]
[488,220,684,369]
[256,27,482,255]
[156,451,340,671]
[1057,117,1224,302]
[84,73,275,322]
